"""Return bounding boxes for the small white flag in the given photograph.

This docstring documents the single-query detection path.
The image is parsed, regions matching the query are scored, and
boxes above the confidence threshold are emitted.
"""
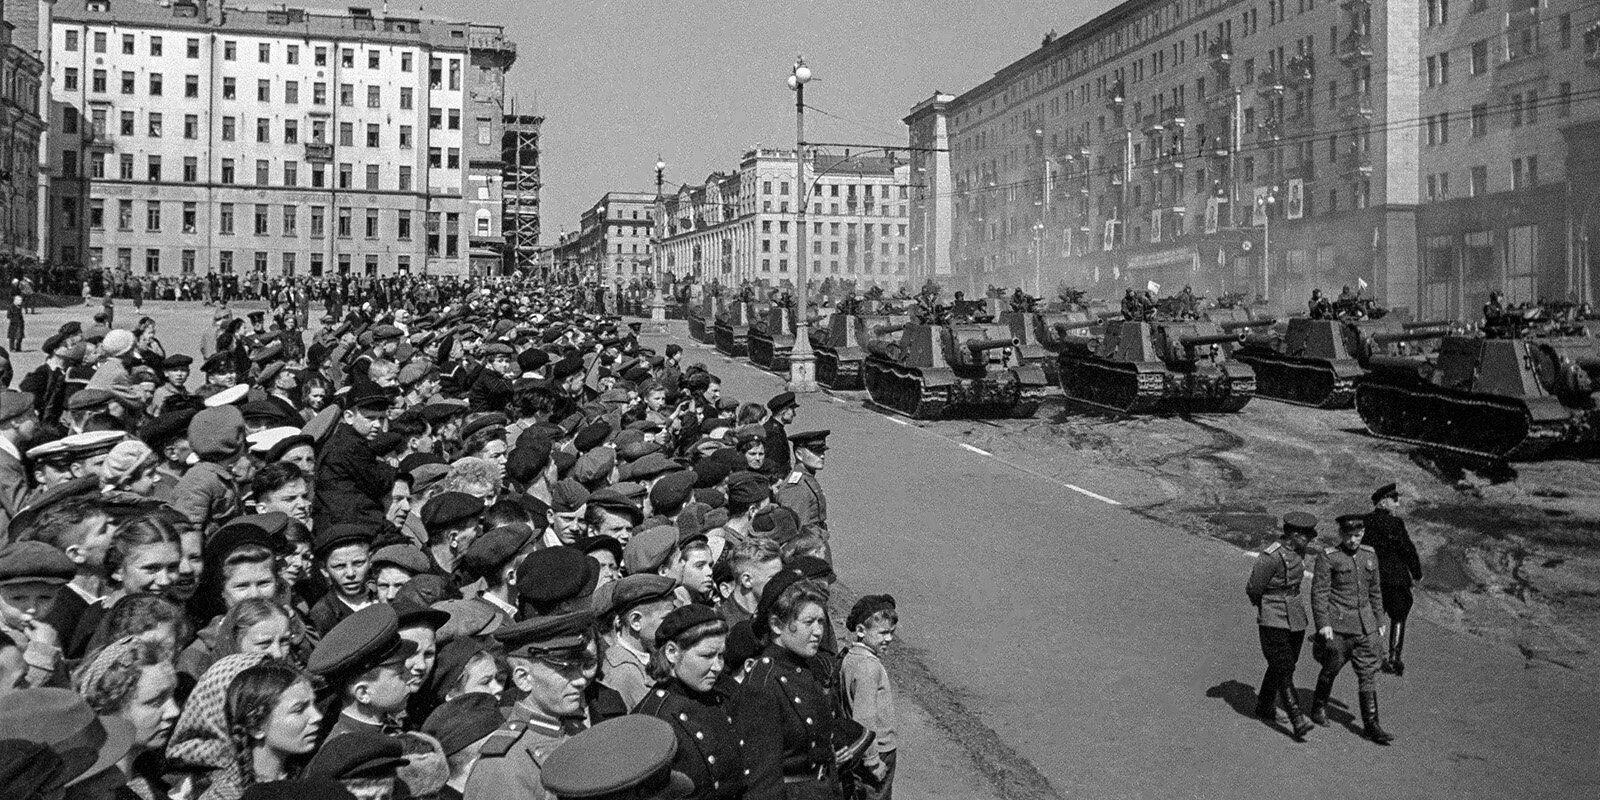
[1358,277,1368,290]
[1147,280,1162,294]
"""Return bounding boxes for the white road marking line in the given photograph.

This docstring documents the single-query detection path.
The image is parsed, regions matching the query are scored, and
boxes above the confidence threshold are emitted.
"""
[960,443,992,456]
[1061,483,1122,506]
[887,417,910,426]
[1246,552,1261,558]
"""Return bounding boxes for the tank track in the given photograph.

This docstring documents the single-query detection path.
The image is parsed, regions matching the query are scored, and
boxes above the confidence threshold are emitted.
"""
[1057,357,1167,414]
[862,360,1041,419]
[747,335,775,370]
[713,325,748,357]
[1355,380,1563,461]
[1200,375,1257,413]
[687,317,710,343]
[1235,353,1356,409]
[817,351,864,390]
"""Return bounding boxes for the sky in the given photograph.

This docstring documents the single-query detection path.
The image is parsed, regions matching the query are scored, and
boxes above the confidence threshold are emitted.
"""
[410,0,1107,241]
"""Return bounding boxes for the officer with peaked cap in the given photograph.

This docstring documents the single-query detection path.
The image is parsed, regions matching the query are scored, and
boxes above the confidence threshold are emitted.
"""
[775,430,830,558]
[466,610,599,800]
[1245,512,1319,742]
[1365,482,1422,676]
[541,715,695,800]
[761,391,798,476]
[1310,513,1394,744]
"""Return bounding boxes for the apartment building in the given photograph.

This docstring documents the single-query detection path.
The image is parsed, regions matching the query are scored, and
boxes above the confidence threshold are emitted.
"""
[0,6,45,270]
[909,0,1599,317]
[562,191,655,285]
[658,148,913,287]
[47,0,517,280]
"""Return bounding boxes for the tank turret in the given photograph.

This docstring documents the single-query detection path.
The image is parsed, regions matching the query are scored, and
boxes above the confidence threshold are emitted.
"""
[1234,315,1453,408]
[862,322,1048,419]
[747,305,797,372]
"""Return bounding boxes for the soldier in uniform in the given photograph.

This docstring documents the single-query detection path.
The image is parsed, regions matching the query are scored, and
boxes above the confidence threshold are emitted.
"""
[1365,483,1422,676]
[1245,512,1318,741]
[775,430,829,558]
[540,715,695,800]
[761,392,797,477]
[1310,514,1394,744]
[465,610,598,799]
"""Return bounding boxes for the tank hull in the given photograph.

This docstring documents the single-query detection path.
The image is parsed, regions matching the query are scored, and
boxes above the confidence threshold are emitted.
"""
[1355,376,1597,460]
[816,349,865,389]
[747,332,795,373]
[1233,351,1362,408]
[713,322,749,357]
[1057,354,1256,414]
[863,357,1048,419]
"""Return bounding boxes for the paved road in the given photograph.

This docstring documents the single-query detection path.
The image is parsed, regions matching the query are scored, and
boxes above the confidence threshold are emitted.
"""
[653,325,1599,800]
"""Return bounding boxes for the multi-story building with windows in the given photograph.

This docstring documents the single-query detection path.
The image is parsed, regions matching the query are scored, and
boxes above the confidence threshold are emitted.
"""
[46,0,516,280]
[0,6,46,270]
[658,148,913,287]
[909,0,1600,317]
[567,191,654,284]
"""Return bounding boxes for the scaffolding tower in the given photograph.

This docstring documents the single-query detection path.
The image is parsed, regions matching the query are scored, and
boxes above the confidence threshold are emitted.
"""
[502,112,544,276]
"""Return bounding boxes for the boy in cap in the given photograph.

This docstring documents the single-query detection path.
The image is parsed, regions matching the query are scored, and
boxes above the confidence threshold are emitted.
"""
[0,390,39,531]
[170,405,249,534]
[309,604,420,739]
[315,383,400,529]
[422,693,506,800]
[601,574,679,709]
[308,525,380,635]
[0,540,74,687]
[842,595,900,798]
[149,354,193,416]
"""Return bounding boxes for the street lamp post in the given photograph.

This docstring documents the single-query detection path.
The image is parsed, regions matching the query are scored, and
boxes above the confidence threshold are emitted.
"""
[650,159,669,330]
[787,56,818,393]
[1257,189,1277,301]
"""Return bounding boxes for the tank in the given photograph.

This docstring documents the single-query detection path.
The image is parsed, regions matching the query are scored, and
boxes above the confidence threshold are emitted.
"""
[862,322,1049,418]
[1017,311,1108,386]
[687,294,722,344]
[747,305,797,373]
[816,313,906,389]
[713,300,761,357]
[1356,310,1600,460]
[1235,318,1448,408]
[1056,318,1256,413]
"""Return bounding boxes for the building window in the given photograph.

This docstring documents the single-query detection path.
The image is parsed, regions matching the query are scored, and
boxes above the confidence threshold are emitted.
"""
[398,166,413,191]
[311,206,326,237]
[223,77,236,99]
[399,126,413,149]
[147,155,161,181]
[187,38,199,58]
[219,251,234,273]
[310,253,324,276]
[282,253,296,275]
[366,124,380,147]
[183,157,197,182]
[145,249,160,274]
[337,207,352,237]
[182,202,197,233]
[365,255,379,277]
[400,88,414,109]
[257,117,270,142]
[89,199,104,229]
[221,117,236,141]
[312,165,326,188]
[221,158,235,184]
[339,84,353,106]
[223,40,236,60]
[282,206,297,236]
[284,120,298,143]
[256,160,270,185]
[449,59,461,90]
[119,154,134,180]
[365,164,379,190]
[255,252,268,274]
[122,34,135,55]
[285,81,299,104]
[315,47,328,66]
[367,86,380,108]
[118,200,133,230]
[398,210,412,239]
[1512,156,1538,189]
[365,208,379,238]
[283,161,298,186]
[64,68,78,91]
[287,45,299,64]
[65,30,78,51]
[448,109,460,130]
[401,52,413,72]
[219,204,234,234]
[146,201,161,231]
[429,108,442,129]
[93,32,106,53]
[185,74,199,97]
[148,113,162,138]
[338,122,353,147]
[338,163,352,189]
[368,50,380,69]
[447,148,460,169]
[120,71,134,94]
[428,148,442,168]
[314,83,327,105]
[1471,103,1488,136]
[1469,165,1488,196]
[341,48,355,68]
[181,250,196,274]
[1470,40,1488,74]
[258,79,271,102]
[258,42,271,62]
[254,205,268,235]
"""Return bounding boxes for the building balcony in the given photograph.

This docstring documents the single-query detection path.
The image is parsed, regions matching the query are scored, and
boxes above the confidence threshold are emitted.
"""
[1209,39,1234,68]
[1106,80,1126,112]
[305,142,333,162]
[1286,55,1315,85]
[1256,70,1286,96]
[1162,105,1188,128]
[1339,92,1374,121]
[1141,114,1165,135]
[1338,33,1373,64]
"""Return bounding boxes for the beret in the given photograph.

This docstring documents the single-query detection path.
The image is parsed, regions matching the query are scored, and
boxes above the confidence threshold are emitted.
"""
[457,523,535,581]
[693,449,744,489]
[648,470,697,511]
[506,438,554,485]
[422,491,486,531]
[0,541,75,585]
[654,604,723,649]
[540,715,691,800]
[0,390,33,425]
[371,544,432,575]
[550,354,585,380]
[312,523,373,558]
[549,479,592,514]
[622,526,680,575]
[40,331,69,355]
[422,693,505,757]
[1282,512,1318,532]
[161,353,194,369]
[551,449,577,478]
[492,609,595,658]
[1371,482,1400,505]
[754,569,810,635]
[602,574,677,618]
[788,554,833,581]
[517,348,551,374]
[515,546,599,608]
[304,731,407,781]
[307,604,418,680]
[138,409,197,449]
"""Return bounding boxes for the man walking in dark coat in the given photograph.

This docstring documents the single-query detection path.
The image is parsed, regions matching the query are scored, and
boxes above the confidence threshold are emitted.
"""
[1365,483,1423,676]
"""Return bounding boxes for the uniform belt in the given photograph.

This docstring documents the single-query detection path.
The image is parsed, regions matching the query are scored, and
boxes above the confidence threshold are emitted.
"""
[781,764,827,783]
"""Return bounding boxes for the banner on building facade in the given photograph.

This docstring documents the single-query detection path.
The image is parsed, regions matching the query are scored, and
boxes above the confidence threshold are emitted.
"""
[1103,219,1117,251]
[1252,186,1270,226]
[1204,197,1219,234]
[1151,208,1163,243]
[1286,179,1304,220]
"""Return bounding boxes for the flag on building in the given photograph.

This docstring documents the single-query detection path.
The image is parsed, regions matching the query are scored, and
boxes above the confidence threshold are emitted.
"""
[1204,197,1220,234]
[1358,277,1369,290]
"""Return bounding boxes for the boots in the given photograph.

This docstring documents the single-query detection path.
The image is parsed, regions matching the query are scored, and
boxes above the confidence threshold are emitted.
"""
[1390,622,1407,677]
[1279,685,1315,742]
[1360,691,1395,745]
[1254,685,1277,721]
[1309,675,1334,726]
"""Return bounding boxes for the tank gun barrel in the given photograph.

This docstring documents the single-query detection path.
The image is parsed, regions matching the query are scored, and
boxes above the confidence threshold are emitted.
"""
[963,337,1022,352]
[1371,329,1448,344]
[872,323,906,336]
[1402,320,1454,330]
[1220,318,1277,331]
[1096,310,1125,321]
[1179,332,1242,349]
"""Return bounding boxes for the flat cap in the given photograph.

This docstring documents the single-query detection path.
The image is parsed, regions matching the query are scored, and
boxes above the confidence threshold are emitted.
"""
[586,487,641,521]
[422,491,486,532]
[518,348,551,374]
[161,354,193,370]
[189,405,246,462]
[1371,483,1400,505]
[725,471,769,507]
[752,505,801,544]
[621,453,679,482]
[306,604,418,679]
[622,526,680,575]
[459,412,509,443]
[304,731,406,781]
[0,541,76,585]
[492,609,595,658]
[787,429,830,452]
[0,390,33,425]
[312,523,373,558]
[65,388,114,411]
[766,391,798,413]
[574,421,611,453]
[550,354,585,380]
[139,408,198,448]
[422,693,505,757]
[540,715,692,800]
[398,360,437,387]
[434,598,505,641]
[575,535,624,566]
[344,381,395,411]
[393,574,462,609]
[515,546,599,608]
[654,604,723,649]
[458,523,535,581]
[693,449,743,489]
[648,470,697,512]
[391,598,452,632]
[370,324,404,342]
[550,479,592,515]
[371,543,432,575]
[481,342,515,357]
[1282,512,1318,533]
[605,574,677,618]
[507,438,554,484]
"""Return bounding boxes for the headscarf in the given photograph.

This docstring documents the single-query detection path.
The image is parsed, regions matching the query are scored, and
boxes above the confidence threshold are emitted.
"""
[165,652,272,771]
[71,636,145,712]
